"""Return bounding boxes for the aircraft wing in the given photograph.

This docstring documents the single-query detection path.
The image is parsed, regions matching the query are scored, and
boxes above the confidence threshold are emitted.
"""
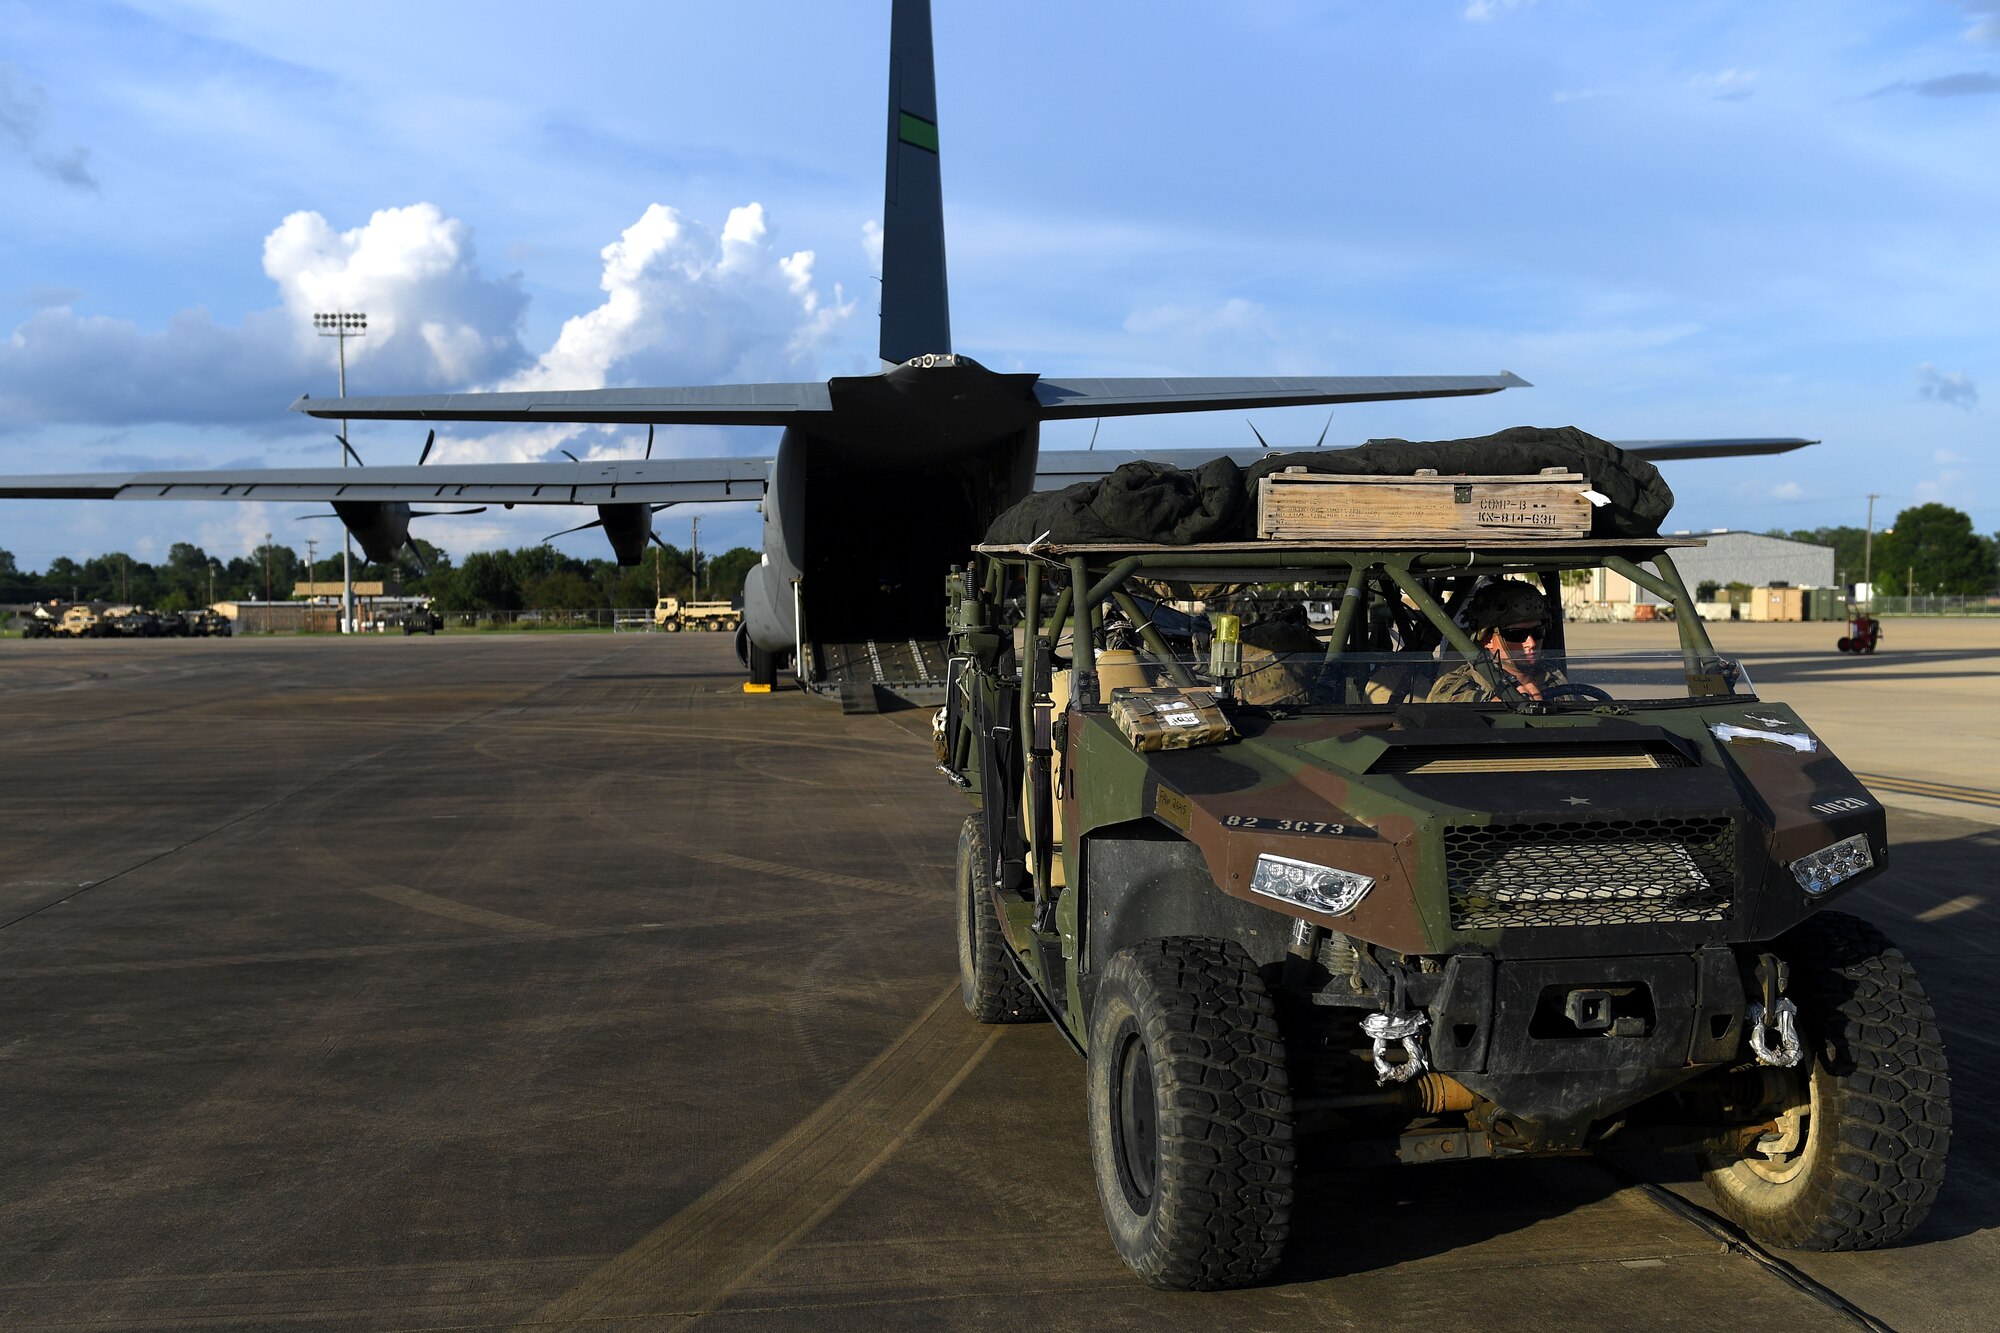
[1030,373,1531,420]
[1613,438,1817,461]
[0,457,770,505]
[1035,436,1818,487]
[290,384,831,425]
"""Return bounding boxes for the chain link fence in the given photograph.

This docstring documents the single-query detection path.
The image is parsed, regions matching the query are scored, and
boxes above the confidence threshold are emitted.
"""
[1866,595,2000,617]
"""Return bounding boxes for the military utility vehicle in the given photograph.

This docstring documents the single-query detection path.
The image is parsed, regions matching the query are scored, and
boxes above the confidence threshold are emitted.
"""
[399,605,444,635]
[183,609,233,637]
[654,596,741,632]
[938,535,1948,1290]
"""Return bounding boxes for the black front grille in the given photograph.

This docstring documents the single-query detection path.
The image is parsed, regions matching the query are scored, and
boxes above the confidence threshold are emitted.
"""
[1445,817,1736,929]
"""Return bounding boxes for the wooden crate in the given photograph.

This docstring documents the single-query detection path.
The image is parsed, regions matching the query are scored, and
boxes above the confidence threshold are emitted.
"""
[1256,468,1593,541]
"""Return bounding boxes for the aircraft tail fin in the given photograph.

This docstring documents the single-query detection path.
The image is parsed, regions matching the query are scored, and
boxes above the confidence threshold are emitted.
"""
[879,0,951,365]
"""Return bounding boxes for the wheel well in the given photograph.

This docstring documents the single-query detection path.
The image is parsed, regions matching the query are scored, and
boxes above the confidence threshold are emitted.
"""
[1079,820,1293,1021]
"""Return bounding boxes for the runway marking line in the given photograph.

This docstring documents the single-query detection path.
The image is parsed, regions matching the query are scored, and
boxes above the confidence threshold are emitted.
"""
[520,983,1001,1326]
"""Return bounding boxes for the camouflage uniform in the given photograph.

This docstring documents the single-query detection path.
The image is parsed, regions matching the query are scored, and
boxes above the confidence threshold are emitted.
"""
[1427,656,1568,703]
[1426,579,1562,703]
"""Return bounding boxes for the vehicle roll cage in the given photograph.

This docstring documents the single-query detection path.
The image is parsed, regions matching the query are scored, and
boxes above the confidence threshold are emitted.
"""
[959,538,1721,712]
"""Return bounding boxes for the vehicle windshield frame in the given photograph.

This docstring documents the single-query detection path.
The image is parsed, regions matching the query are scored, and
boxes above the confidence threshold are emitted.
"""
[966,538,1744,714]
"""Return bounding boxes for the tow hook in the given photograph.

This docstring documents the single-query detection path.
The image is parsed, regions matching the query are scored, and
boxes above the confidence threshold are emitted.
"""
[1362,1010,1430,1084]
[1750,952,1803,1068]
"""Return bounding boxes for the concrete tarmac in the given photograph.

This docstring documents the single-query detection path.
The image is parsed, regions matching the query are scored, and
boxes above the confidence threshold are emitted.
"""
[1,624,1995,1330]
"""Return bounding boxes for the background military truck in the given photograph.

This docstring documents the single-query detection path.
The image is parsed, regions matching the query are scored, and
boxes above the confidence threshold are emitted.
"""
[653,596,741,632]
[58,605,102,637]
[182,609,232,637]
[399,605,444,635]
[938,534,1948,1291]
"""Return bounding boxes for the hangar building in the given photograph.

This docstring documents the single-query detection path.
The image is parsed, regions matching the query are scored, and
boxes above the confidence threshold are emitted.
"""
[1574,530,1836,609]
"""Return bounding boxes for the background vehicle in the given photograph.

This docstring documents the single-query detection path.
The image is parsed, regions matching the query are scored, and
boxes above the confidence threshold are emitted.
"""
[654,597,741,632]
[939,535,1948,1290]
[58,605,102,637]
[182,609,233,637]
[399,606,444,635]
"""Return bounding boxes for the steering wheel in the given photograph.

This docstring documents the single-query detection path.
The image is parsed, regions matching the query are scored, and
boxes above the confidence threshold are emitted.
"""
[1537,681,1615,703]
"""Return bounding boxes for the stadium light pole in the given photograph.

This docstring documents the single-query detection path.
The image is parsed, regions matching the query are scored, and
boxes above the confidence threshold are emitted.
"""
[314,311,367,631]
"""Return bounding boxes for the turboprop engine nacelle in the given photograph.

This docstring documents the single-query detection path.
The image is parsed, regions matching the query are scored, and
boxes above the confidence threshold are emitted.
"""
[597,504,655,566]
[331,500,414,565]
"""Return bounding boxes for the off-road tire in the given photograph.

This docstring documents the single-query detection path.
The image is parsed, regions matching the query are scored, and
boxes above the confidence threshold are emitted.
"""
[956,816,1042,1023]
[1086,937,1293,1290]
[1701,910,1950,1250]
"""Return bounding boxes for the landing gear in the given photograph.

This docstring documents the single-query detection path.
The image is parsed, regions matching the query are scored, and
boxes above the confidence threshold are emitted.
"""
[738,625,782,688]
[1085,937,1294,1289]
[1700,911,1950,1249]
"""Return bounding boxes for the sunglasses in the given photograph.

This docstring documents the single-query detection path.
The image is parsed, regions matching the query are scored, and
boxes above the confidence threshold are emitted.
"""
[1495,622,1548,644]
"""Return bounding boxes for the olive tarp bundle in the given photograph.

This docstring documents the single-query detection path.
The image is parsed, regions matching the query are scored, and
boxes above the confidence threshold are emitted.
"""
[983,426,1675,546]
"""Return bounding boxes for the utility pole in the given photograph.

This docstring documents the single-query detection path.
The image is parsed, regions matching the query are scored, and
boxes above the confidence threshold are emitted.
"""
[306,537,318,597]
[690,516,701,600]
[315,312,367,633]
[208,561,217,609]
[263,531,272,605]
[1862,493,1882,604]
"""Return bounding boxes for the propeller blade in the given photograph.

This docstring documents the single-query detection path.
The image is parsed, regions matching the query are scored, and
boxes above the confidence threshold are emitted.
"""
[1087,418,1101,452]
[296,513,339,520]
[649,502,676,513]
[418,429,436,466]
[645,423,655,460]
[1313,409,1335,449]
[1247,421,1272,451]
[407,507,488,517]
[559,448,581,462]
[336,434,366,467]
[649,531,671,550]
[542,516,607,541]
[404,541,431,578]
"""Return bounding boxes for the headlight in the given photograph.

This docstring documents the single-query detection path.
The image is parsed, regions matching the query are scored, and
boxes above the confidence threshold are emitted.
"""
[1249,853,1374,915]
[1789,833,1874,896]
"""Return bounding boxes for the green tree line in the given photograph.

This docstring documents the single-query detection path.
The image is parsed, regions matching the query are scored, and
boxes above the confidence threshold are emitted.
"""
[0,539,759,613]
[1769,503,1999,596]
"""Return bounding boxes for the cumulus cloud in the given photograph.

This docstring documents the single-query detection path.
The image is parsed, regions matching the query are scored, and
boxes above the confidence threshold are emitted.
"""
[1916,363,1978,408]
[0,65,97,191]
[1868,71,2000,98]
[500,202,849,396]
[0,199,852,449]
[262,204,528,387]
[1771,481,1804,500]
[1691,69,1758,101]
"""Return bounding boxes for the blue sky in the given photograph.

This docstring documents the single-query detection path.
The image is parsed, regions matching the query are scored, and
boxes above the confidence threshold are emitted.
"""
[3,0,1995,568]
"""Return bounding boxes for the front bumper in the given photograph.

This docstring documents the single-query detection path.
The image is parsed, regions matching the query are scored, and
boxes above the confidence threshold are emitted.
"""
[1414,945,1748,1149]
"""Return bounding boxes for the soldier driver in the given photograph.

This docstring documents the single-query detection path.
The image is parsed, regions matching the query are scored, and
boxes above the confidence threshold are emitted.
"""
[1427,579,1565,704]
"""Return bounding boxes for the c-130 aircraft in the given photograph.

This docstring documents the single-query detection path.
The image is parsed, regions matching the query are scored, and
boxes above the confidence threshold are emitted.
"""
[0,0,1808,702]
